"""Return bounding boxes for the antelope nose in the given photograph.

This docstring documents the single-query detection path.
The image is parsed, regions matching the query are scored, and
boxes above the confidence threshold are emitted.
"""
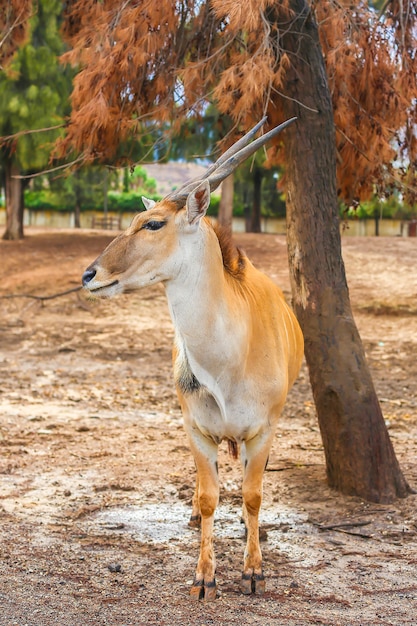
[82,268,97,286]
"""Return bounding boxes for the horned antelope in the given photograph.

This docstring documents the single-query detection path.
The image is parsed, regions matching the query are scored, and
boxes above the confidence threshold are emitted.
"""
[82,118,304,600]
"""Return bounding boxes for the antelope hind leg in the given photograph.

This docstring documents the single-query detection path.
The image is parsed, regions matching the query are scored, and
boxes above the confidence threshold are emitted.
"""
[188,473,201,528]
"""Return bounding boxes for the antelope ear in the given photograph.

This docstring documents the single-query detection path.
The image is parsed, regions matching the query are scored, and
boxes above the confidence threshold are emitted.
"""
[186,180,210,226]
[142,196,156,211]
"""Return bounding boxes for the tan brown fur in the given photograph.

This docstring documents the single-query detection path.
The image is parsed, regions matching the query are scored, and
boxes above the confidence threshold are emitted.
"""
[211,221,246,279]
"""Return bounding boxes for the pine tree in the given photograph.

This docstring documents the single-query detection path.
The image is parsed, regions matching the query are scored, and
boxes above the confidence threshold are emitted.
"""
[0,0,71,240]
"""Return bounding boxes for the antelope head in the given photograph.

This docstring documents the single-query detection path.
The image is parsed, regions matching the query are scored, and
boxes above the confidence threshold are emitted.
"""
[81,117,296,296]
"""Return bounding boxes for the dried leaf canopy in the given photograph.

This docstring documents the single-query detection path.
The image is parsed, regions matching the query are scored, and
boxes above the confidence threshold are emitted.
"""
[57,0,222,160]
[313,0,417,202]
[0,0,33,68]
[58,0,417,203]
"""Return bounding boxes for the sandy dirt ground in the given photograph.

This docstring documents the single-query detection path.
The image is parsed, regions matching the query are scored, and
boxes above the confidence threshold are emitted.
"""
[0,228,416,626]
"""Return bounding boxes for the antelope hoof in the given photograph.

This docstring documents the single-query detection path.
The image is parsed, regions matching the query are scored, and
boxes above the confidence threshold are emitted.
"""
[190,578,217,601]
[240,571,265,595]
[188,514,201,528]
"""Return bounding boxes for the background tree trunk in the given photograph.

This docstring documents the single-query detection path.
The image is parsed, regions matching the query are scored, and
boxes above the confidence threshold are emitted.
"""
[374,210,380,236]
[218,173,234,233]
[73,168,81,228]
[3,157,24,241]
[272,0,411,502]
[103,168,109,219]
[74,203,81,228]
[249,167,262,233]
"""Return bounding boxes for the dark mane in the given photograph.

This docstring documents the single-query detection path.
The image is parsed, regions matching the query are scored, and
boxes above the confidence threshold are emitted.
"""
[212,222,246,279]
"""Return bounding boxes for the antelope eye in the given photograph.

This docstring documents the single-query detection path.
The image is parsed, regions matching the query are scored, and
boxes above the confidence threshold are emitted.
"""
[143,220,166,231]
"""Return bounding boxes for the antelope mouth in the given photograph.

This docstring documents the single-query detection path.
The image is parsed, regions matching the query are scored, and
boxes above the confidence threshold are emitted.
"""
[87,279,120,294]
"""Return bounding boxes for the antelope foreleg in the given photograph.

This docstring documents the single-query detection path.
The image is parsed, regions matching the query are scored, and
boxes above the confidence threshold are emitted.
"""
[240,434,272,595]
[187,435,219,601]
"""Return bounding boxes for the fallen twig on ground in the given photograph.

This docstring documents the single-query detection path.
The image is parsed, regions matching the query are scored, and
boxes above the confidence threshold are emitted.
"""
[311,519,374,539]
[0,286,82,301]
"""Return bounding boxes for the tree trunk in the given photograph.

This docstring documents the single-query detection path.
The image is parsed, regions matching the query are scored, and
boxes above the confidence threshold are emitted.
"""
[218,173,234,233]
[103,168,109,218]
[374,210,380,236]
[123,167,130,193]
[74,203,81,228]
[3,157,24,240]
[272,0,411,502]
[249,167,262,233]
[74,169,81,228]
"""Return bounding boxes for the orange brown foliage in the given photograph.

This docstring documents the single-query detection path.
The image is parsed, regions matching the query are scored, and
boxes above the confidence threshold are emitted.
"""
[0,0,32,68]
[313,0,417,201]
[57,0,417,203]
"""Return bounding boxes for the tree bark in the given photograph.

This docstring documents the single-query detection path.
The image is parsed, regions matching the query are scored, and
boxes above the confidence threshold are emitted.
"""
[272,0,411,502]
[3,157,24,240]
[218,173,234,233]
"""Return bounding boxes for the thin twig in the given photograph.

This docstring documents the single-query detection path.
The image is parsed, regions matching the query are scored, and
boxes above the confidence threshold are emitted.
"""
[311,519,374,539]
[316,521,372,531]
[266,463,318,472]
[329,528,374,539]
[0,286,82,302]
[335,126,371,163]
[11,156,86,179]
[0,124,65,144]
